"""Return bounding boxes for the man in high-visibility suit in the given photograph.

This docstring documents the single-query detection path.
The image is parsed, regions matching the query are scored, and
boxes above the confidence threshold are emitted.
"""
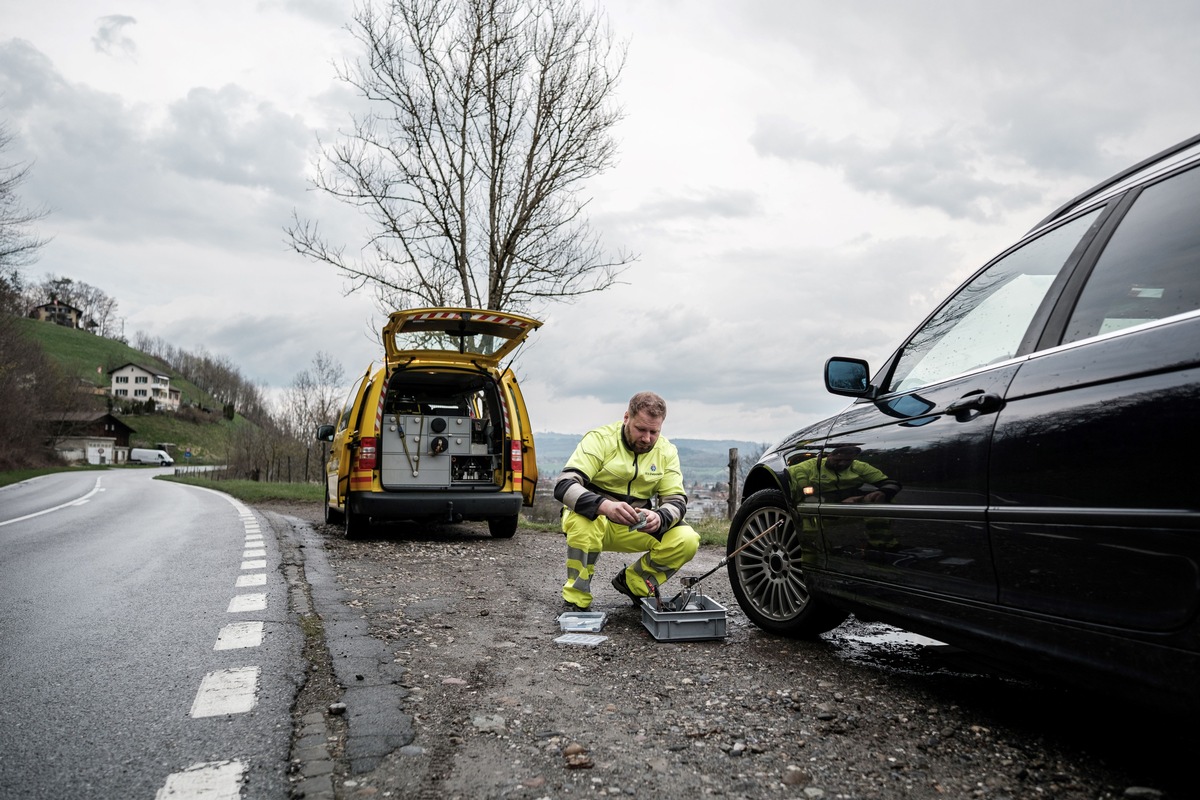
[554,391,700,610]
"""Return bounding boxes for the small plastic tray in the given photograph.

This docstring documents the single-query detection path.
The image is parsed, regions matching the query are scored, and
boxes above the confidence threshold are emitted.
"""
[557,611,607,633]
[640,594,727,641]
[554,633,608,646]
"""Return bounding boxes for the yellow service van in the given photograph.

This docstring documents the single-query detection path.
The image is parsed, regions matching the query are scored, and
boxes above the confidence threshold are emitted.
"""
[317,308,542,538]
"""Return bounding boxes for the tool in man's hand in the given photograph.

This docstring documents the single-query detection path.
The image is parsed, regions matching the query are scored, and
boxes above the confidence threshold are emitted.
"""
[663,520,784,611]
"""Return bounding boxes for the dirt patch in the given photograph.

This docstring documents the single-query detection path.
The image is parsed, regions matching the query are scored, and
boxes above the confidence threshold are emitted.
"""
[258,500,1186,800]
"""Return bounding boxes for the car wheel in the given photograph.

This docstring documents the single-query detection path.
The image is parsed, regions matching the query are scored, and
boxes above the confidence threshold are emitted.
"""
[324,485,345,525]
[726,488,848,637]
[345,509,368,540]
[488,514,519,539]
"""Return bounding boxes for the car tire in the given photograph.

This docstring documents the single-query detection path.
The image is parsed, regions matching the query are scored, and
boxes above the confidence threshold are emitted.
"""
[345,509,368,540]
[324,484,345,525]
[488,514,519,539]
[726,488,848,638]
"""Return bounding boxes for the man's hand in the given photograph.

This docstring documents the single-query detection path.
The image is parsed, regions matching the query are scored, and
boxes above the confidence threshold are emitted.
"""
[638,510,662,535]
[599,499,659,533]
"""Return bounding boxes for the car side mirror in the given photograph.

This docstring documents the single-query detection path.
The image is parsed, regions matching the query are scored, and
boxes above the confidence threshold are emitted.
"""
[315,424,335,442]
[825,357,873,397]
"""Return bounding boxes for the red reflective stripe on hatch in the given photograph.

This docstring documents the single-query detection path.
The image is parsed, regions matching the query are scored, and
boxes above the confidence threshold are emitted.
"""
[410,311,528,328]
[374,384,384,435]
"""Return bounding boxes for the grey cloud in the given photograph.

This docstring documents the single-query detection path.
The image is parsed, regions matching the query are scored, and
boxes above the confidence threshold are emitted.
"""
[1,40,316,248]
[160,311,372,390]
[752,120,1041,221]
[633,188,762,222]
[92,15,138,58]
[0,40,66,111]
[739,1,1200,218]
[266,0,352,26]
[160,85,311,192]
[537,232,969,422]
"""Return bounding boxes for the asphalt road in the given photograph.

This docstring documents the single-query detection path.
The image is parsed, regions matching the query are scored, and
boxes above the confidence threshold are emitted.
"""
[0,469,301,800]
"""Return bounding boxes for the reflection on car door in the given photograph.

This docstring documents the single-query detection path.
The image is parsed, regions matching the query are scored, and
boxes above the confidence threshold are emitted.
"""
[817,367,1017,600]
[815,208,1105,602]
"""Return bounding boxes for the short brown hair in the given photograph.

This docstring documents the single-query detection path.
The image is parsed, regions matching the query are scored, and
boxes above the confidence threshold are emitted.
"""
[628,391,667,419]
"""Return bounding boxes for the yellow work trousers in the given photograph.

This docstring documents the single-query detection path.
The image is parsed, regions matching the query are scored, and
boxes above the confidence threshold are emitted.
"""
[561,512,700,609]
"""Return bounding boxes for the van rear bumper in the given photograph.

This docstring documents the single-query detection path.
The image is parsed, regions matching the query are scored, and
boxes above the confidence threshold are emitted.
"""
[349,491,522,521]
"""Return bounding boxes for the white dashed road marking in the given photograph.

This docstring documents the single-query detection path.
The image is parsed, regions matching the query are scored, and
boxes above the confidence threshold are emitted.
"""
[214,621,265,651]
[190,667,260,717]
[155,760,246,800]
[160,496,274,799]
[227,593,267,613]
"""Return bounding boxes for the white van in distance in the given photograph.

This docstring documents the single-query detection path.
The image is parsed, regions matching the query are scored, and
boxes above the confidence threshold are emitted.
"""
[129,448,174,466]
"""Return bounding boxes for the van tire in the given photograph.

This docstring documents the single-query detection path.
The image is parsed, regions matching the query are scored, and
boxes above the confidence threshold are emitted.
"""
[488,515,519,539]
[345,510,368,540]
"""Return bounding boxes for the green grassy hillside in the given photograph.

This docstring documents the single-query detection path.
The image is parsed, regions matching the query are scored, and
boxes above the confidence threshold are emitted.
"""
[19,317,211,405]
[20,317,251,461]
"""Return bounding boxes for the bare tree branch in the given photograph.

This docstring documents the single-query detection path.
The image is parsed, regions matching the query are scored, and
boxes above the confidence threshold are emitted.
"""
[286,0,635,313]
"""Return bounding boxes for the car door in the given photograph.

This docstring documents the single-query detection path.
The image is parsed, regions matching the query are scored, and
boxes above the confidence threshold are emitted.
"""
[814,206,1108,603]
[989,161,1200,633]
[501,367,538,505]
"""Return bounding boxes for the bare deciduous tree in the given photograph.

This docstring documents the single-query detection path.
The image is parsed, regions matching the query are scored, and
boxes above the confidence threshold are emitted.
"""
[31,274,121,337]
[277,351,348,481]
[287,0,633,313]
[0,122,48,315]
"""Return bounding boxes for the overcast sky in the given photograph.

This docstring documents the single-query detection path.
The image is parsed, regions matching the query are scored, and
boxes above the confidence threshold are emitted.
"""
[4,0,1199,444]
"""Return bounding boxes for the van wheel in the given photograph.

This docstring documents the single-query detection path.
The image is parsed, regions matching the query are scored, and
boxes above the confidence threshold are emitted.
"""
[726,488,848,638]
[324,485,345,525]
[488,515,519,539]
[345,510,368,540]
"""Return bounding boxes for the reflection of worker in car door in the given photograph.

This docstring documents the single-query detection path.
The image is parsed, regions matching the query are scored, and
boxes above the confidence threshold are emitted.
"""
[788,445,901,553]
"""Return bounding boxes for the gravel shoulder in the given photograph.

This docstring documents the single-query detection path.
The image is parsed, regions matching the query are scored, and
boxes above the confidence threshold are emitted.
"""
[257,500,1189,800]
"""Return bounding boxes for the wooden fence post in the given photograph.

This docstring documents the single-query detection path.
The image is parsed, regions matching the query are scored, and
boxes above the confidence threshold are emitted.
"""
[727,448,739,518]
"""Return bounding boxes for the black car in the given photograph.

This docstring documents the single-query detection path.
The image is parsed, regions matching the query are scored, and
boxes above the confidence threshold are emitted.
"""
[728,133,1200,709]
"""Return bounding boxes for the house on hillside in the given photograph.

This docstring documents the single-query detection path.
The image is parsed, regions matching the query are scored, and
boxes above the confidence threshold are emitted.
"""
[29,299,86,329]
[47,411,136,465]
[108,362,181,411]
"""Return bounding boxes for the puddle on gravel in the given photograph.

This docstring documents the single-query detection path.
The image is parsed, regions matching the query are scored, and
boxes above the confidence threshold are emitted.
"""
[823,619,1006,679]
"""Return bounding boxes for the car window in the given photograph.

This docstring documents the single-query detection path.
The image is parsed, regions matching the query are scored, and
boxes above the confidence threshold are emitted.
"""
[338,374,368,432]
[1062,164,1200,344]
[887,209,1101,394]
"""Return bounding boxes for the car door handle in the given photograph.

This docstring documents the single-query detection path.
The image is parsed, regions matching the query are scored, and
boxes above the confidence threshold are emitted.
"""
[945,391,1004,419]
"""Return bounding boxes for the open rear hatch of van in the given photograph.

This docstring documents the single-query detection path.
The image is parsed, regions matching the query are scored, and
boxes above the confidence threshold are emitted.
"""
[382,308,542,368]
[377,309,542,499]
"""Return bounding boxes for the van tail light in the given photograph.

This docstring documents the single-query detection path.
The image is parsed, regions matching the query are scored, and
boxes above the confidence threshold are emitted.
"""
[510,440,522,475]
[358,437,377,470]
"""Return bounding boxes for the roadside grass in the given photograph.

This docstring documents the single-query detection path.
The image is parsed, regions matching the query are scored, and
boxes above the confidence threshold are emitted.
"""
[160,474,323,504]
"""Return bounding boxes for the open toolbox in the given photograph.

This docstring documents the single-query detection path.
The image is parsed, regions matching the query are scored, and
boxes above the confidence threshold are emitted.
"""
[639,594,727,641]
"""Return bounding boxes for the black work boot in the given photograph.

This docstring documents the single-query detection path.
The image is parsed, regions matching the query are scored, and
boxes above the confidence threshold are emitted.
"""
[610,568,642,607]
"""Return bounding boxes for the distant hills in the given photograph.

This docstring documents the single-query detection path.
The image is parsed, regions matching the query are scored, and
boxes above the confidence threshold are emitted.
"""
[22,315,767,474]
[533,431,765,486]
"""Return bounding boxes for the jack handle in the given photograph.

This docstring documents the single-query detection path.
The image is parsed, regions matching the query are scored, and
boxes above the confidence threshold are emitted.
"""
[672,519,785,598]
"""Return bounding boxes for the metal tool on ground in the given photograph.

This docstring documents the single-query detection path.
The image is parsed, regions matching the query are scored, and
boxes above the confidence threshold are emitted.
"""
[663,520,784,611]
